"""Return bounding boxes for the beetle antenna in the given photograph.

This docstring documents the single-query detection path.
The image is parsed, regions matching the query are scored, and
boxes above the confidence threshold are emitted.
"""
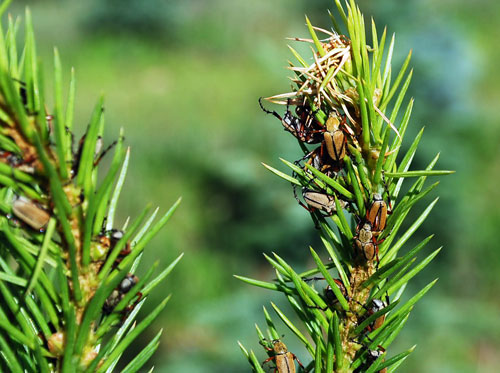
[94,139,118,167]
[292,181,301,205]
[258,97,282,121]
[303,276,325,283]
[294,148,315,166]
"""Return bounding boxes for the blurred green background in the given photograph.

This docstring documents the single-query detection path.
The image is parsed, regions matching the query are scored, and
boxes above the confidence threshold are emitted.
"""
[11,0,500,371]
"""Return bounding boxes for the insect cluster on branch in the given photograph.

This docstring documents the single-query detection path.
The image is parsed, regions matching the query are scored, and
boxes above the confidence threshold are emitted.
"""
[0,80,143,357]
[255,28,395,372]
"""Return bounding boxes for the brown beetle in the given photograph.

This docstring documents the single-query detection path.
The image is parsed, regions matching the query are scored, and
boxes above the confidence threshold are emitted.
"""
[354,222,377,262]
[323,111,346,162]
[366,193,388,235]
[12,196,50,232]
[300,189,348,216]
[262,340,304,373]
[303,189,335,215]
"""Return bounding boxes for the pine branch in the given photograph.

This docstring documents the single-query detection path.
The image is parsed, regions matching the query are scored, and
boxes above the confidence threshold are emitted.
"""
[239,1,453,372]
[0,4,182,372]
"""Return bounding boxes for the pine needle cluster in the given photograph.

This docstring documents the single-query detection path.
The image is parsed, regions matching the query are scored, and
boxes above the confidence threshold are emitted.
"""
[238,1,453,372]
[0,4,181,372]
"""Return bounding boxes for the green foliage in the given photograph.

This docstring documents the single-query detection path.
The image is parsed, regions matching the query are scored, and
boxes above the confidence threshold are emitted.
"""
[239,1,453,372]
[81,0,175,39]
[0,4,181,372]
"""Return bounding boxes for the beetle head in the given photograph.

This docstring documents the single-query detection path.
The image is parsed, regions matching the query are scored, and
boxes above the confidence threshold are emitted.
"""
[272,340,288,354]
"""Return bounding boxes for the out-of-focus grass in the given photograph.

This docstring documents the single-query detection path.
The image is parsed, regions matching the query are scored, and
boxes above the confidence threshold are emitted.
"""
[10,0,500,371]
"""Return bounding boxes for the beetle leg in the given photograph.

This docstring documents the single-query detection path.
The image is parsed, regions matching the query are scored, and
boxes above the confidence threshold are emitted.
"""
[355,220,362,234]
[292,353,305,370]
[292,183,316,214]
[124,292,143,312]
[298,200,316,214]
[258,97,282,121]
[380,172,393,212]
[66,126,75,153]
[262,355,276,366]
[306,304,329,311]
[303,276,326,283]
[259,342,271,352]
[119,246,132,256]
[6,213,21,229]
[353,299,371,313]
[93,139,118,167]
[374,237,385,246]
[319,141,326,159]
[135,291,143,303]
[292,183,301,206]
[121,291,143,322]
[308,128,326,135]
[374,247,380,270]
[294,148,316,167]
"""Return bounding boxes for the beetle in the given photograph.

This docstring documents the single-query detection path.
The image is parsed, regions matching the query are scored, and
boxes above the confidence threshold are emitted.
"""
[295,187,348,216]
[321,279,348,312]
[354,222,377,262]
[70,130,118,179]
[308,278,388,331]
[367,298,388,331]
[0,150,24,168]
[108,229,132,266]
[364,349,387,373]
[14,78,55,130]
[322,110,347,162]
[261,339,304,373]
[93,228,132,266]
[0,150,37,174]
[294,145,338,182]
[302,189,337,216]
[103,273,141,315]
[354,346,387,373]
[366,193,388,235]
[304,277,348,312]
[47,332,64,356]
[259,97,323,144]
[11,196,50,232]
[354,221,385,268]
[106,229,129,252]
[356,296,389,332]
